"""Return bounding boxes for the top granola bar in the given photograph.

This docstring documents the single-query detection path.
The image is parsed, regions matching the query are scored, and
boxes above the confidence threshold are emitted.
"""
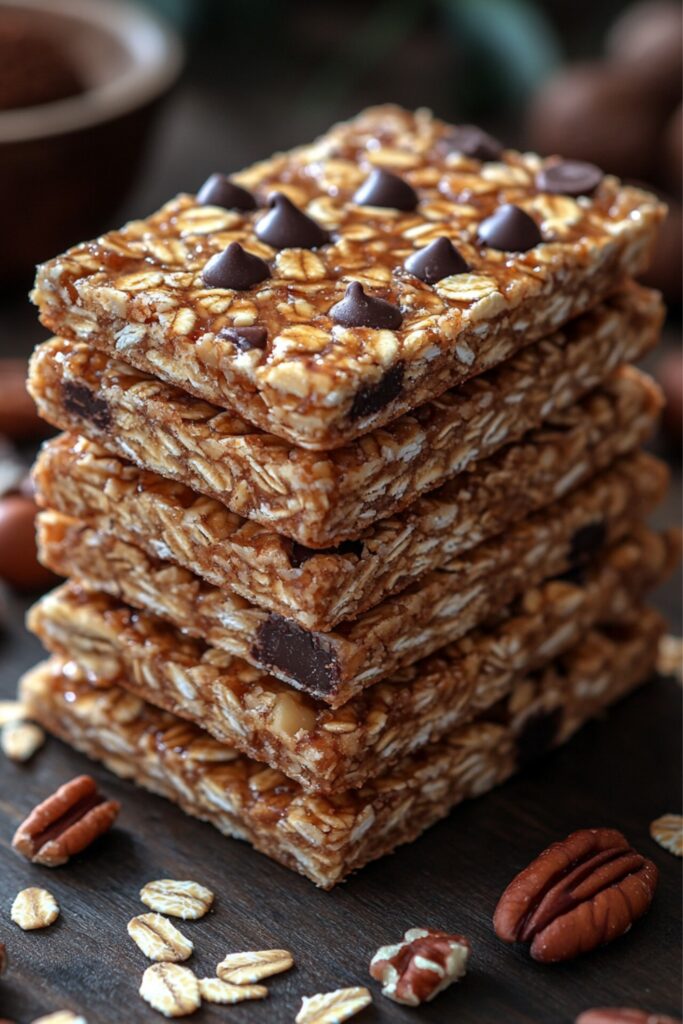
[32,105,665,449]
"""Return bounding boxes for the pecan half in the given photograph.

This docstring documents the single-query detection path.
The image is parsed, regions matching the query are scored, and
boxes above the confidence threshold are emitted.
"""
[12,774,120,866]
[369,927,470,1005]
[493,828,658,962]
[576,1010,682,1024]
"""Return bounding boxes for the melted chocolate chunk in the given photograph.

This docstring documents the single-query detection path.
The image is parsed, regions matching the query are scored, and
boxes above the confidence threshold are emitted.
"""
[196,173,256,211]
[62,381,111,431]
[352,168,418,211]
[516,706,562,766]
[404,237,469,283]
[569,521,607,565]
[220,325,268,351]
[330,282,403,330]
[202,242,270,290]
[255,193,329,249]
[439,125,503,161]
[536,160,604,197]
[350,362,405,421]
[478,204,543,252]
[252,616,341,696]
[289,539,364,569]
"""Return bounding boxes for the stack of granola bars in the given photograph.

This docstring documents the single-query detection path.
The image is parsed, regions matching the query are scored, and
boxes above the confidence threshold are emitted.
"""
[23,107,678,888]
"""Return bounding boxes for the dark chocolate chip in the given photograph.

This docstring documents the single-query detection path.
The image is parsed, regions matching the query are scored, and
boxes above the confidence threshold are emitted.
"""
[255,192,329,249]
[478,204,543,252]
[330,282,403,330]
[554,564,587,588]
[536,160,604,197]
[569,521,607,565]
[62,381,111,431]
[516,706,562,766]
[439,125,504,161]
[252,616,340,696]
[202,242,270,290]
[404,237,469,284]
[350,362,405,421]
[352,168,418,211]
[219,325,268,352]
[196,173,257,211]
[289,539,364,569]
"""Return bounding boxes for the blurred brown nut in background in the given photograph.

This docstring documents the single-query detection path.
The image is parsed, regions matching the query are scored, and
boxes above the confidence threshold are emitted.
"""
[527,62,664,181]
[606,0,682,106]
[0,360,49,441]
[0,494,55,592]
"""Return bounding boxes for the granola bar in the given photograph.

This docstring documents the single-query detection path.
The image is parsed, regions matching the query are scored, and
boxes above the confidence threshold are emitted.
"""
[32,368,662,630]
[27,527,678,793]
[35,451,668,704]
[28,283,663,547]
[21,610,664,888]
[31,106,665,450]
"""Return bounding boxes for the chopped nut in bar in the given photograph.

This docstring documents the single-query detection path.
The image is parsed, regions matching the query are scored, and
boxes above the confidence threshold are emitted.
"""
[31,106,665,449]
[32,364,663,630]
[28,283,663,549]
[19,612,663,888]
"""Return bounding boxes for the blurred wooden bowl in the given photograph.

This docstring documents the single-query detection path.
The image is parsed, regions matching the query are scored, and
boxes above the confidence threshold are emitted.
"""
[0,0,183,284]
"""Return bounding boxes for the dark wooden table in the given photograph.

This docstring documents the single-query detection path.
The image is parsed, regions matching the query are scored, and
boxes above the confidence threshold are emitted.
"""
[1,77,681,1024]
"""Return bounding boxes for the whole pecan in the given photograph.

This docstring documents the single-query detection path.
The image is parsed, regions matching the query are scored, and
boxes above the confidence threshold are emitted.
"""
[369,927,470,1006]
[12,774,120,867]
[577,1010,682,1024]
[493,828,658,962]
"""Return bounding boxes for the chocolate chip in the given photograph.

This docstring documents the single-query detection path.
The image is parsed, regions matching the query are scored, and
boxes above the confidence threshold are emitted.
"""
[536,159,604,197]
[252,616,340,696]
[202,242,270,290]
[219,325,268,352]
[569,521,606,564]
[439,125,503,161]
[330,282,402,330]
[350,362,405,421]
[478,204,543,252]
[62,381,111,431]
[352,168,418,211]
[404,237,469,284]
[554,564,587,587]
[516,706,562,766]
[196,173,256,211]
[289,539,364,569]
[255,192,329,249]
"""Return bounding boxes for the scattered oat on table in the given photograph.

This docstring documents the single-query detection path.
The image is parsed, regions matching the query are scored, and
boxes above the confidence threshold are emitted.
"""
[30,1014,87,1024]
[198,977,267,1004]
[127,913,193,962]
[656,635,683,682]
[0,700,24,725]
[2,720,45,762]
[650,813,683,857]
[11,888,59,930]
[295,987,373,1024]
[216,948,293,984]
[140,879,214,920]
[139,963,200,1018]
